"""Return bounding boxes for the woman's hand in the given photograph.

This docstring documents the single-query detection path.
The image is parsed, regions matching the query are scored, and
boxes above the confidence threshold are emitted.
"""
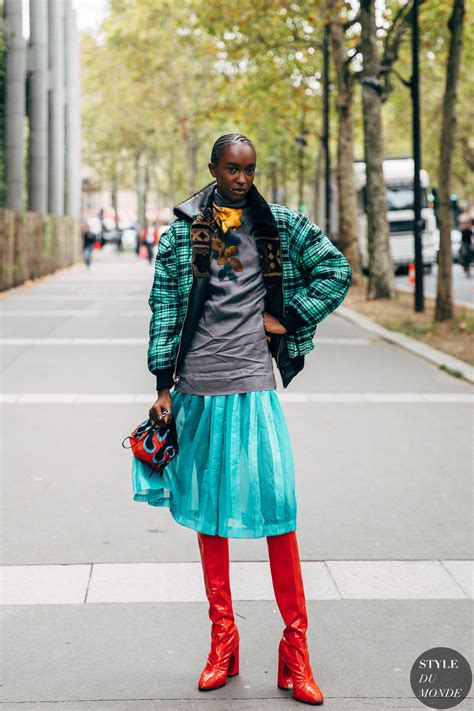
[263,311,287,341]
[149,388,173,426]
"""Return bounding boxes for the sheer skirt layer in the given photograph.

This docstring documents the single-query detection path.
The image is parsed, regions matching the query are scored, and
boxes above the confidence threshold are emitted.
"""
[132,389,297,538]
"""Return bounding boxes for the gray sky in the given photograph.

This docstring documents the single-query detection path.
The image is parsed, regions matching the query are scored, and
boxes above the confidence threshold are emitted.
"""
[72,0,110,31]
[22,0,110,36]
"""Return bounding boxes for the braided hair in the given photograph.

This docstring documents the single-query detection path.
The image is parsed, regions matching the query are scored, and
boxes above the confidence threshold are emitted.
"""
[210,133,256,165]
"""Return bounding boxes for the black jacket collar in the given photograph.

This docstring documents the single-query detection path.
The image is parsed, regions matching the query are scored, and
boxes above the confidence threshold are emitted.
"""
[173,181,278,237]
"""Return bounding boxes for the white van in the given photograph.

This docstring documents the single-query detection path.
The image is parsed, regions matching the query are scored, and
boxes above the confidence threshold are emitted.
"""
[351,157,437,273]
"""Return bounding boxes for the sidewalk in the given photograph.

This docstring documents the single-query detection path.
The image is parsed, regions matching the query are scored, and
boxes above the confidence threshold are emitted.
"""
[1,248,472,710]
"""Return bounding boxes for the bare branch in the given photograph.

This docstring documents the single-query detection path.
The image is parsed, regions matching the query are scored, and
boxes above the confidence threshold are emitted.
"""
[382,2,412,71]
[379,0,428,99]
[390,65,412,89]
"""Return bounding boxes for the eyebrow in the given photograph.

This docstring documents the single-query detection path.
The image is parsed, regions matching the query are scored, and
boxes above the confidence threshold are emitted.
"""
[224,162,256,168]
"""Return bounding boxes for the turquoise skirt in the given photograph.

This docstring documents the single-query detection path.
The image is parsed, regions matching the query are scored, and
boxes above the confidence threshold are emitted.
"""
[132,389,297,538]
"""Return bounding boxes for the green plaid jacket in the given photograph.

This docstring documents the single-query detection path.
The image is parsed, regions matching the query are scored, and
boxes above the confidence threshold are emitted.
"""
[148,204,352,377]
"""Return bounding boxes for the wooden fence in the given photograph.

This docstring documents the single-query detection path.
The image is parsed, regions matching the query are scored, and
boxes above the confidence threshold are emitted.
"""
[0,209,82,291]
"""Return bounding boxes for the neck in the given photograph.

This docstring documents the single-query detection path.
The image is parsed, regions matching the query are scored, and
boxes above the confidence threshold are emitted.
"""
[214,187,249,208]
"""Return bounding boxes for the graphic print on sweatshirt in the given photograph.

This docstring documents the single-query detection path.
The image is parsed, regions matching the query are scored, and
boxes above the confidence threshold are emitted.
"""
[212,205,244,281]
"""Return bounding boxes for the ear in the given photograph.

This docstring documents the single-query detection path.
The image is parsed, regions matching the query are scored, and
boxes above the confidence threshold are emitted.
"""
[208,162,217,178]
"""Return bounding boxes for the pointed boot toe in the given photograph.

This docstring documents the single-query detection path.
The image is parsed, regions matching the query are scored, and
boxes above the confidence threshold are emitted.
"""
[278,641,323,705]
[198,640,239,690]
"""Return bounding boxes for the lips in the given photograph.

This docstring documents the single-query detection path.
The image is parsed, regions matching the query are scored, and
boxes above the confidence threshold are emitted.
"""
[232,188,246,194]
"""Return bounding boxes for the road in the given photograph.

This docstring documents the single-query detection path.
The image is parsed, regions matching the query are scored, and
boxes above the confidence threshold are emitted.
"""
[1,247,472,710]
[395,262,473,307]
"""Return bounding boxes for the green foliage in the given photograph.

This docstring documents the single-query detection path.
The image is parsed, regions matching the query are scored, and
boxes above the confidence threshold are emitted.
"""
[383,0,472,201]
[81,0,330,206]
[81,0,471,207]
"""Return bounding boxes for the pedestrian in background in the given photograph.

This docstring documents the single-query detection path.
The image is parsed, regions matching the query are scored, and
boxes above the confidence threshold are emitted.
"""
[459,214,472,277]
[116,228,123,254]
[140,221,159,263]
[133,133,352,704]
[82,222,95,268]
[98,208,106,249]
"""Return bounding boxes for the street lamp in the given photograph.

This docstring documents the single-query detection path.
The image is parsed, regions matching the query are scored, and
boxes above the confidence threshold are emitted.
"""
[411,0,424,312]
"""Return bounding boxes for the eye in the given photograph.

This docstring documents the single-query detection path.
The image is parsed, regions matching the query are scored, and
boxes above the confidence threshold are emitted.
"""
[246,168,255,175]
[227,167,237,174]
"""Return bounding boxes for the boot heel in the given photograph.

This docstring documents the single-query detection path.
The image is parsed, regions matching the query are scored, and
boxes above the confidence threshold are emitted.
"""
[277,651,293,689]
[228,642,239,676]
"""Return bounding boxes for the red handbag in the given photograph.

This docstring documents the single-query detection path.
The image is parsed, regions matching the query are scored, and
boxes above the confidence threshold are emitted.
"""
[122,415,179,476]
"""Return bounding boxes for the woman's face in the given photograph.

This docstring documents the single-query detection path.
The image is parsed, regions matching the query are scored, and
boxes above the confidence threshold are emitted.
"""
[208,143,256,201]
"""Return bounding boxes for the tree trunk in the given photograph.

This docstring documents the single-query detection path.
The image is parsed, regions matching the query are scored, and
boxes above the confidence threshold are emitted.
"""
[144,157,150,220]
[181,119,198,195]
[270,162,278,203]
[327,1,362,285]
[360,0,395,299]
[134,152,146,231]
[111,166,119,231]
[311,110,325,224]
[281,146,288,205]
[311,143,323,224]
[435,0,465,321]
[166,144,175,206]
[184,138,198,195]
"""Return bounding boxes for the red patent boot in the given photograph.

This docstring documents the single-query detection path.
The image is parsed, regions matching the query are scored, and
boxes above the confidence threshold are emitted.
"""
[197,532,240,691]
[267,531,324,705]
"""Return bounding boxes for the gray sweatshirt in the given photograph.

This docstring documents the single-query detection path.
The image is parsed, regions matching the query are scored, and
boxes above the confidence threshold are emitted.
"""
[175,188,277,395]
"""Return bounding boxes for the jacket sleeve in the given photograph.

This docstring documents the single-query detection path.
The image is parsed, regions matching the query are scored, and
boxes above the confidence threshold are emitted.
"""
[279,307,307,334]
[147,224,180,391]
[284,210,352,329]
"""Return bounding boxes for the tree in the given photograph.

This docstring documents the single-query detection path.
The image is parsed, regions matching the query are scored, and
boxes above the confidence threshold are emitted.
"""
[195,0,333,214]
[326,0,362,284]
[382,0,472,201]
[359,0,395,299]
[80,0,471,266]
[435,0,465,321]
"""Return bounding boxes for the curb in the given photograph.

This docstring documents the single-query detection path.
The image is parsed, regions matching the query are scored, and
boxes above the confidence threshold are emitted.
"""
[337,304,474,385]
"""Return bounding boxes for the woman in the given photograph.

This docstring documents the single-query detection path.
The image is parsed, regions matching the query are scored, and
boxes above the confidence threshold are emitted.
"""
[82,222,95,268]
[133,133,352,705]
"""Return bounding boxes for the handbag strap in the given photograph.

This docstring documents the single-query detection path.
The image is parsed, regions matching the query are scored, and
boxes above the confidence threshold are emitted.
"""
[121,417,172,450]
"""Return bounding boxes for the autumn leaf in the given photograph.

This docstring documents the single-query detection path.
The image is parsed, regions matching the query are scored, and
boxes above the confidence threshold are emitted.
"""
[213,206,243,232]
[228,257,244,272]
[211,238,224,251]
[224,245,238,256]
